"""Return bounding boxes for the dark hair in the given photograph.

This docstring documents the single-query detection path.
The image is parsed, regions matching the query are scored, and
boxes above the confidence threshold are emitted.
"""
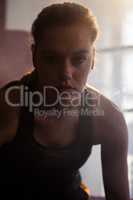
[31,2,99,45]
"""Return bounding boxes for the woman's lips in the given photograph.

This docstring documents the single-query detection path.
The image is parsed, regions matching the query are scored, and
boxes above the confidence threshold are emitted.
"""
[58,88,78,95]
[57,85,77,92]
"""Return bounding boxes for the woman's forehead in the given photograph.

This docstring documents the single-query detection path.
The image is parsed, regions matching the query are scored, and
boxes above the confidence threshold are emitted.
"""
[37,24,93,49]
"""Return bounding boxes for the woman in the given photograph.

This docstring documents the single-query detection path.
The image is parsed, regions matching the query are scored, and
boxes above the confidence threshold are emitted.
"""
[0,3,130,200]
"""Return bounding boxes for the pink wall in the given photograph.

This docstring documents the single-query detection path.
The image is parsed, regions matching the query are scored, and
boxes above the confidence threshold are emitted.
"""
[0,0,33,87]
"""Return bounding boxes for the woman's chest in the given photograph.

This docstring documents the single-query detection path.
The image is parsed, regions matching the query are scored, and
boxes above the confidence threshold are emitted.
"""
[33,113,80,147]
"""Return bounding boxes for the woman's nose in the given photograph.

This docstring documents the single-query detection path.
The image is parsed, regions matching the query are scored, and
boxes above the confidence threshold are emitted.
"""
[59,59,73,81]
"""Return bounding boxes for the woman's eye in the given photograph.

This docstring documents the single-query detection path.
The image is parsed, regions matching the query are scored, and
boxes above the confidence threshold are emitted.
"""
[71,56,87,67]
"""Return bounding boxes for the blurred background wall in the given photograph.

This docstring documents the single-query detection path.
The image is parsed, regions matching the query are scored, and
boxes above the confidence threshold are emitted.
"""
[1,0,133,198]
[0,0,32,86]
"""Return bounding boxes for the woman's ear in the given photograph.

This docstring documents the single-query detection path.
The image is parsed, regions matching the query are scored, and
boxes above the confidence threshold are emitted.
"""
[91,48,95,70]
[31,44,37,69]
[31,44,35,53]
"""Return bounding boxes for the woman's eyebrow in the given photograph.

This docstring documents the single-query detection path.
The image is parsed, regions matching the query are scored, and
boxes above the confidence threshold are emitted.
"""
[72,49,89,55]
[39,49,89,56]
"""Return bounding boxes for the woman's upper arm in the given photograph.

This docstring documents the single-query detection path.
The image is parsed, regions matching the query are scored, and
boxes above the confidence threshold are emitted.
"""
[101,110,130,200]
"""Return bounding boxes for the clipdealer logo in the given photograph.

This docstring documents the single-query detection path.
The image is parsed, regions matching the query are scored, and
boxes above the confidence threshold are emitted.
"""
[4,85,104,117]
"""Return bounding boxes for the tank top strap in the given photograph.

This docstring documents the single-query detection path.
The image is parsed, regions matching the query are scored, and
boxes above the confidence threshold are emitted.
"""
[14,70,37,141]
[13,106,34,143]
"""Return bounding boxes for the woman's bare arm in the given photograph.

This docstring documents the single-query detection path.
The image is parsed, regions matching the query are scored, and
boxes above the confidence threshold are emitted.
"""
[101,109,130,200]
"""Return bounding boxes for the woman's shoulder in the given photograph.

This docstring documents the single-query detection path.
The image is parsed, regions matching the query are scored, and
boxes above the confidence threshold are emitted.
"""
[83,84,125,145]
[0,70,36,145]
[84,84,121,114]
[20,70,37,87]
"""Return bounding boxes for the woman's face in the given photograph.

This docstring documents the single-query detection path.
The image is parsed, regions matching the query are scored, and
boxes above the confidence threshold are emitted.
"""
[32,23,95,93]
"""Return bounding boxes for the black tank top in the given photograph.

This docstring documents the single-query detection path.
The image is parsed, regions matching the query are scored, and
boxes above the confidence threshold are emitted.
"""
[0,71,93,199]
